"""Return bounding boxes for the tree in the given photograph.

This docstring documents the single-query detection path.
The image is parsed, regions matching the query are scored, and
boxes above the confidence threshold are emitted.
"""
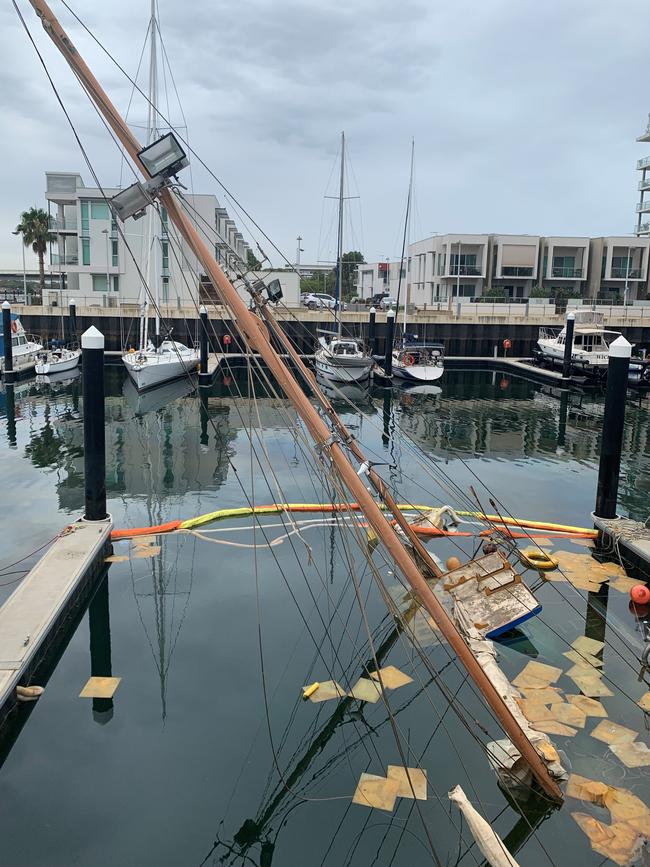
[340,251,365,300]
[15,207,54,294]
[246,248,262,270]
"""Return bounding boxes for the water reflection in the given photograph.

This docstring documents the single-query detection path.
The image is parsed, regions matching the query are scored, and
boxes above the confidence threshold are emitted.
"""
[88,574,114,725]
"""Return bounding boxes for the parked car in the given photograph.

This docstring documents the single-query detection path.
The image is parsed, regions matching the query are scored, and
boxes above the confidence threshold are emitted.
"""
[365,292,390,307]
[302,292,347,310]
[378,296,397,309]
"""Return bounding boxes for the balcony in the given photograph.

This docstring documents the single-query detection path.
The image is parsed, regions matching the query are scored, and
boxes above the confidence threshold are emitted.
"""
[639,178,650,191]
[636,222,650,235]
[551,266,583,278]
[636,200,650,213]
[49,216,78,232]
[51,253,79,266]
[638,156,650,170]
[611,267,642,279]
[500,266,534,277]
[449,265,481,276]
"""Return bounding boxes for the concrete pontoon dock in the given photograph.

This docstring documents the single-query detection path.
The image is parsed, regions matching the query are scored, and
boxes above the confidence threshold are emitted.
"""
[0,518,112,728]
[594,514,650,583]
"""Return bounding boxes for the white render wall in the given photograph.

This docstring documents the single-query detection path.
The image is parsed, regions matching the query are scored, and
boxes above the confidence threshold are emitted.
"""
[357,233,650,304]
[46,172,250,307]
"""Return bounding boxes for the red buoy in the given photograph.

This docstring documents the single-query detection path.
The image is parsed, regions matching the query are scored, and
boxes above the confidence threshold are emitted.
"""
[630,584,650,605]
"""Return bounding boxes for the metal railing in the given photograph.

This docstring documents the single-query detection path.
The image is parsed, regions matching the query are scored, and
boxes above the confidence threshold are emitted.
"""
[638,156,650,169]
[50,253,79,265]
[551,266,583,278]
[636,222,650,234]
[636,201,650,212]
[49,217,78,232]
[500,266,534,277]
[610,267,642,278]
[638,179,650,191]
[449,265,481,276]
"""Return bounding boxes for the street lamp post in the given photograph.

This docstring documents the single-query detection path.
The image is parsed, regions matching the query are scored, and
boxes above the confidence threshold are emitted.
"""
[101,229,110,300]
[12,230,27,303]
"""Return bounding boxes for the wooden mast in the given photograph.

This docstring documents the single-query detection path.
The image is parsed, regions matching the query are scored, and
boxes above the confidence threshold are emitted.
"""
[26,0,562,802]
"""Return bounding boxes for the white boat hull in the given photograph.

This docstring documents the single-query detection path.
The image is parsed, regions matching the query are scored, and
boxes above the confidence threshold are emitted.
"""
[392,362,444,382]
[35,349,81,375]
[314,348,373,383]
[123,344,199,391]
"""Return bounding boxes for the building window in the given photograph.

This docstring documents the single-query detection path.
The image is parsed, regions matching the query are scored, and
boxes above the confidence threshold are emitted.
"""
[162,277,169,302]
[82,238,91,266]
[452,284,476,298]
[111,239,118,267]
[162,240,169,272]
[92,274,108,292]
[90,201,110,220]
[80,201,89,235]
[111,275,119,293]
[450,253,477,275]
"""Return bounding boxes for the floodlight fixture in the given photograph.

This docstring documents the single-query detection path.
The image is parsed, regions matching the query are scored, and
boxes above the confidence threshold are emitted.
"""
[110,182,152,222]
[138,132,189,179]
[265,279,283,303]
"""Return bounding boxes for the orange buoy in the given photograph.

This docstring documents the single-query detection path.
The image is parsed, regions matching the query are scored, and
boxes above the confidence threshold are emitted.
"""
[630,585,650,605]
[446,556,462,571]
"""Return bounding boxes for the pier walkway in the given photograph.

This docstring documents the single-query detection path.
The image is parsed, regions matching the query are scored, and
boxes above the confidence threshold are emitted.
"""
[0,518,112,723]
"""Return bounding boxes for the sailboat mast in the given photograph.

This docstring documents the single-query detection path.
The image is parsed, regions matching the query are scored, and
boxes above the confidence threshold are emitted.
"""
[148,0,160,344]
[28,0,562,801]
[335,131,345,338]
[395,139,414,346]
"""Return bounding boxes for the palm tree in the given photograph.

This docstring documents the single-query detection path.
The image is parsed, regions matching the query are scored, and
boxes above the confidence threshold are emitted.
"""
[14,207,54,295]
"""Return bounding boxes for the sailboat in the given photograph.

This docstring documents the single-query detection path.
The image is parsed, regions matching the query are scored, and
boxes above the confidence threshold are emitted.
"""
[314,133,373,384]
[391,141,444,383]
[121,1,199,392]
[29,0,565,804]
[35,296,80,375]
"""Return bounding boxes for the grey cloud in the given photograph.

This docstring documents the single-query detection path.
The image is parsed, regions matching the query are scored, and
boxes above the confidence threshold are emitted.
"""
[0,0,648,270]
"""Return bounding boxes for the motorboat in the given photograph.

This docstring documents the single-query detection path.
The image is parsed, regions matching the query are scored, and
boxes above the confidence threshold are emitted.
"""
[537,309,650,384]
[35,345,80,375]
[0,314,42,372]
[392,341,444,383]
[123,339,199,391]
[315,336,373,384]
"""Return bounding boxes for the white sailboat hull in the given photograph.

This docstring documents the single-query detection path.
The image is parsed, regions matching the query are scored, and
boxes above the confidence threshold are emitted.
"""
[34,348,81,375]
[392,362,444,382]
[123,343,199,391]
[315,349,373,383]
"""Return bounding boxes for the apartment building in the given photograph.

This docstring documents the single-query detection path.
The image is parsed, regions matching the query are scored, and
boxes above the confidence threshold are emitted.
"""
[356,233,650,304]
[587,237,649,302]
[636,115,650,237]
[45,172,252,307]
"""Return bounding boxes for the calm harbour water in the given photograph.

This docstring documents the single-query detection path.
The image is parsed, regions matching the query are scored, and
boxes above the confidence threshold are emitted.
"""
[0,367,648,866]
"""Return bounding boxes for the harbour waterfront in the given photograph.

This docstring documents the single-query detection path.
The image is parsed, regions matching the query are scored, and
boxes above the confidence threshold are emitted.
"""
[0,368,649,865]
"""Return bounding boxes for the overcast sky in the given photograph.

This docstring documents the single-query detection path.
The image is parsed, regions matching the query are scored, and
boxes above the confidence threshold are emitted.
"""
[1,0,649,271]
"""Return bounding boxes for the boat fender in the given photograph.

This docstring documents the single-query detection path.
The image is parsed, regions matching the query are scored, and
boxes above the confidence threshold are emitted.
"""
[128,347,136,354]
[302,682,320,700]
[403,353,415,366]
[16,685,44,702]
[11,321,18,334]
[520,550,558,571]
